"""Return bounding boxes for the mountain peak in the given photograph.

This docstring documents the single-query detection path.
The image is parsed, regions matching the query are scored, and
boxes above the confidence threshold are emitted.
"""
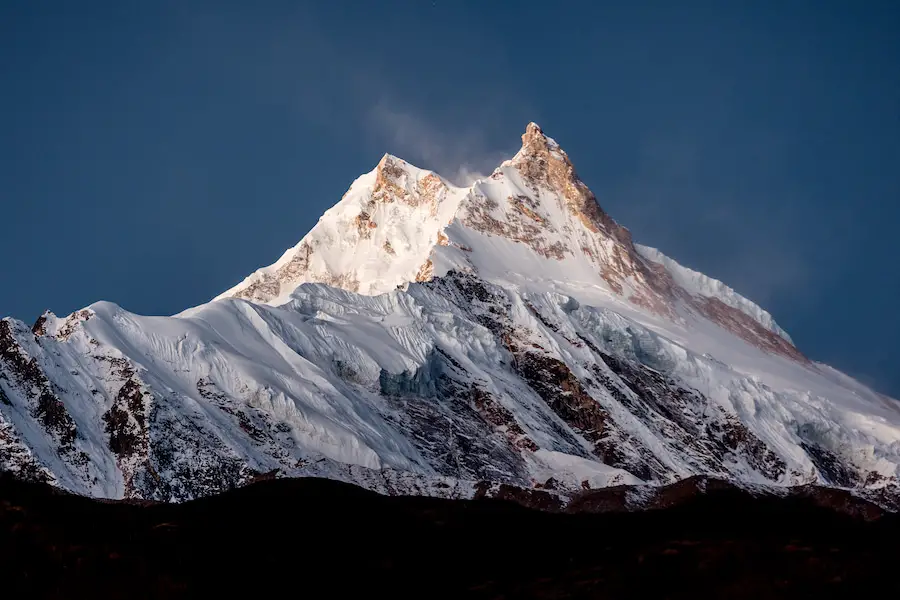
[512,121,565,165]
[375,152,406,173]
[522,121,550,143]
[373,153,415,202]
[213,123,800,359]
[504,122,620,241]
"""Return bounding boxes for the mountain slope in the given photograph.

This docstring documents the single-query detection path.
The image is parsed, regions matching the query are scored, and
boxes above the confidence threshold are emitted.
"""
[1,123,898,502]
[3,473,897,599]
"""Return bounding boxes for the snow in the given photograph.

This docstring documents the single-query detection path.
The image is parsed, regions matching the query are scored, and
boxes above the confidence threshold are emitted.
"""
[8,265,900,499]
[2,122,899,503]
[532,449,642,488]
[635,244,793,343]
[208,155,469,308]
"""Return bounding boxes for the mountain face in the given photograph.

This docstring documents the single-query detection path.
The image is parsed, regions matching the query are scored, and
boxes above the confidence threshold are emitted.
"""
[2,123,899,503]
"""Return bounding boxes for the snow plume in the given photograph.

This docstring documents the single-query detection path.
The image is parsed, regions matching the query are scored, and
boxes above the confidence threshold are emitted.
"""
[367,102,510,186]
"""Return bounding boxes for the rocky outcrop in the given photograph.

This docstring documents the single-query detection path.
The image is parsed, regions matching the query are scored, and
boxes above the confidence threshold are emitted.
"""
[511,123,626,241]
[461,191,569,260]
[694,296,808,362]
[0,321,80,458]
[414,258,434,282]
[378,348,532,485]
[231,242,315,302]
[100,359,151,496]
[354,211,377,238]
[0,417,52,483]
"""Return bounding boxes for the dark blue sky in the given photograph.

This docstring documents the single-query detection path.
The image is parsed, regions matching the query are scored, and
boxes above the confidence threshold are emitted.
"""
[2,1,898,395]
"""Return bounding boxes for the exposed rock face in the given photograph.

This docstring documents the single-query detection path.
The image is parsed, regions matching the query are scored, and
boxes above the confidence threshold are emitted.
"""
[231,242,315,302]
[512,122,626,241]
[513,349,668,481]
[414,258,434,282]
[353,211,376,238]
[0,321,80,458]
[461,191,570,260]
[694,296,808,362]
[100,360,151,496]
[0,418,51,484]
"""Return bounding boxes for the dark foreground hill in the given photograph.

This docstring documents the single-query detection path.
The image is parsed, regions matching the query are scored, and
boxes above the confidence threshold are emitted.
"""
[1,474,898,599]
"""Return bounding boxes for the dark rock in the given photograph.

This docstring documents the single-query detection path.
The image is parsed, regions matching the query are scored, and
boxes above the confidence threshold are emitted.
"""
[2,473,899,599]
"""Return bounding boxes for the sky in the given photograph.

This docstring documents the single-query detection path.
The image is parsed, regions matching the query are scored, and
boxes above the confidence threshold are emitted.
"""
[1,1,898,395]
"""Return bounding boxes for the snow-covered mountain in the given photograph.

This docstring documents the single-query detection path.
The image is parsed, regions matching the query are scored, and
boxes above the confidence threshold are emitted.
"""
[2,123,899,503]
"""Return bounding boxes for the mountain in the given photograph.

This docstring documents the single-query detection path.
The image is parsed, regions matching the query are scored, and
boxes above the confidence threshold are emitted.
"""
[1,123,898,504]
[3,472,898,599]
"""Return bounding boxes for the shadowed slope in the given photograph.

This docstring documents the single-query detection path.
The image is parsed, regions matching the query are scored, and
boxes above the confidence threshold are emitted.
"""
[1,473,897,599]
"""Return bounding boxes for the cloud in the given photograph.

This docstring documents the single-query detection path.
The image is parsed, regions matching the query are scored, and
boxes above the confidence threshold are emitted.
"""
[174,4,541,186]
[366,101,518,186]
[175,6,532,187]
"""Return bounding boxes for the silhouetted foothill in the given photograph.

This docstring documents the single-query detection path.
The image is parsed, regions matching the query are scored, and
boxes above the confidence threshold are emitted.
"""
[1,474,898,599]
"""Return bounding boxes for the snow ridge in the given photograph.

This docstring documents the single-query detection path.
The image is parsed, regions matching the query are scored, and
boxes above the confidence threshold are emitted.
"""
[635,244,792,343]
[212,154,468,306]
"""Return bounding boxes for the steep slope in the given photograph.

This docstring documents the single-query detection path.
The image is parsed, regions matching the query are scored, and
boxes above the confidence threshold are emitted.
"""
[2,124,899,503]
[213,154,468,304]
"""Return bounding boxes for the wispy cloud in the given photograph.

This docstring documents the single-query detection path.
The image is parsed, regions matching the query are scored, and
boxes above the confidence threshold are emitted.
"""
[179,6,531,187]
[365,101,518,186]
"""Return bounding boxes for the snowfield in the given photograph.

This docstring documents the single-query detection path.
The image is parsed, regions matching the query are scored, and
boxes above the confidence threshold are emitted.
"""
[1,123,898,503]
